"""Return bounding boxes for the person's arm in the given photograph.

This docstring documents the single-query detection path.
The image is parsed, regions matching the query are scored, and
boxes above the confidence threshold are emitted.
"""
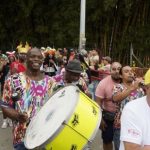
[95,96,108,130]
[95,81,109,130]
[1,77,28,123]
[95,80,105,107]
[1,106,28,123]
[124,141,150,150]
[113,81,140,102]
[113,88,134,102]
[124,142,150,150]
[83,82,92,99]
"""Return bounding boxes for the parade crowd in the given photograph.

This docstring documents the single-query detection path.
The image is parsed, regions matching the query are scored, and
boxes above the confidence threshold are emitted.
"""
[0,43,150,150]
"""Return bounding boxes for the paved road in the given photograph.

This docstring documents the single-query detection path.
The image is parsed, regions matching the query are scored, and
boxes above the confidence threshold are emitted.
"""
[0,111,13,150]
[0,111,103,150]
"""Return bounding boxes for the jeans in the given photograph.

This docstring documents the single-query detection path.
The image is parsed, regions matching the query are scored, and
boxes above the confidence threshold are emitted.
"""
[14,142,28,150]
[88,80,99,100]
[113,128,120,150]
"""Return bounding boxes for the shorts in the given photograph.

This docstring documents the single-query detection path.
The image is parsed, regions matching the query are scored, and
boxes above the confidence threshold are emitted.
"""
[101,118,114,144]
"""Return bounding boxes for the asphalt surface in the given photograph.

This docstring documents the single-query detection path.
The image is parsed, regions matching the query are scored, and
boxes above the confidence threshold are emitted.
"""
[0,111,103,150]
[0,111,13,150]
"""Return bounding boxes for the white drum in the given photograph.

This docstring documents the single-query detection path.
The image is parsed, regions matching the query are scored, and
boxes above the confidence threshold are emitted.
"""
[25,85,101,150]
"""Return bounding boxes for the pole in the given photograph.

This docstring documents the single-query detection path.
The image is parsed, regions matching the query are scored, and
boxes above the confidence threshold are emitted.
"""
[130,43,144,67]
[130,43,133,66]
[79,0,86,53]
[108,4,118,56]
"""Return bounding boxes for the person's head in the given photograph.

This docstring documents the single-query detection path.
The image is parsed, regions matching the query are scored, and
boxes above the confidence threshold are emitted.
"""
[1,54,8,65]
[65,59,82,83]
[119,66,134,83]
[6,51,16,63]
[26,47,44,72]
[18,53,27,63]
[144,69,150,97]
[111,62,122,81]
[0,56,5,65]
[70,49,75,55]
[93,56,99,65]
[8,55,16,63]
[63,56,67,64]
[17,42,31,62]
[80,49,88,57]
[92,50,98,56]
[63,48,68,53]
[102,56,111,65]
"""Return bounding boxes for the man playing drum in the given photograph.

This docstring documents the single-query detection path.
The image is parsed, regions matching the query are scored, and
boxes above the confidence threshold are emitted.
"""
[64,59,90,94]
[1,47,57,150]
[55,59,91,98]
[63,59,92,150]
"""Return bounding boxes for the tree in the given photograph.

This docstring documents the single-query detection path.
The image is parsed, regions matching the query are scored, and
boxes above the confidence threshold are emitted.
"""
[0,0,149,67]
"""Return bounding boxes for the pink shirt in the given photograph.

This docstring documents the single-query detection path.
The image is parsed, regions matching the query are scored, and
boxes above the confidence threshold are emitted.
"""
[95,75,117,112]
[103,64,111,72]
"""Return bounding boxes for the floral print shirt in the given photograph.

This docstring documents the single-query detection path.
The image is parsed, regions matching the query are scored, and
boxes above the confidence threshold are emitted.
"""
[53,73,89,94]
[113,83,145,129]
[2,72,57,145]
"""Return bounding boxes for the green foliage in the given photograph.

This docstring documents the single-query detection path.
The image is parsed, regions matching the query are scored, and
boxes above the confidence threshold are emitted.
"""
[0,0,149,66]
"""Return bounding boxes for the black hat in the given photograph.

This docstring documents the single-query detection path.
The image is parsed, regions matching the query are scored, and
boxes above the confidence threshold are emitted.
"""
[66,59,82,73]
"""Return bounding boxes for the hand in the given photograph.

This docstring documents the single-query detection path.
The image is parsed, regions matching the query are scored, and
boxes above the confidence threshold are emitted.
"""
[17,112,28,123]
[130,78,143,91]
[100,119,107,131]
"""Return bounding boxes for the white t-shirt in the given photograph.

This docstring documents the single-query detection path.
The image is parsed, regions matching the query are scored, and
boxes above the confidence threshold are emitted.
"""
[120,96,150,150]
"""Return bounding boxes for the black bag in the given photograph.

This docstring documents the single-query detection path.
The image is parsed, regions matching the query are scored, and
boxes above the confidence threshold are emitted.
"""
[102,110,115,122]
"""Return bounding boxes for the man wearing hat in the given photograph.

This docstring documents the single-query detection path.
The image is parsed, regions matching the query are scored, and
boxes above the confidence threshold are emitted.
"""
[11,42,30,74]
[119,69,150,150]
[64,59,92,150]
[64,59,90,95]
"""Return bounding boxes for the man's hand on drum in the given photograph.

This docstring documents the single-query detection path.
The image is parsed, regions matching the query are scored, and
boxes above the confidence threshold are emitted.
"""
[17,112,28,123]
[100,119,107,131]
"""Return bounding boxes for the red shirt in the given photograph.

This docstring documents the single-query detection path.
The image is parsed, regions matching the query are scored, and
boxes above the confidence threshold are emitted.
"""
[10,61,26,75]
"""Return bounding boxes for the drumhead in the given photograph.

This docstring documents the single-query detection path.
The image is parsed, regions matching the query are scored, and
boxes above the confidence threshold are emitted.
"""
[24,85,79,149]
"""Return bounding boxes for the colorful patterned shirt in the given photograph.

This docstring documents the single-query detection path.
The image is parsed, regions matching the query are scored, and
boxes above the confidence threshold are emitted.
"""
[113,83,145,129]
[53,70,89,94]
[2,72,57,145]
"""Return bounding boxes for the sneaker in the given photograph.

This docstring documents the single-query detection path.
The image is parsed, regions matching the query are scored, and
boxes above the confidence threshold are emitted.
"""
[7,118,13,127]
[1,119,8,129]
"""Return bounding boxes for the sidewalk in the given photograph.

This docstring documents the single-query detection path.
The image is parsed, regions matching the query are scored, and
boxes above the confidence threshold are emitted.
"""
[0,113,13,150]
